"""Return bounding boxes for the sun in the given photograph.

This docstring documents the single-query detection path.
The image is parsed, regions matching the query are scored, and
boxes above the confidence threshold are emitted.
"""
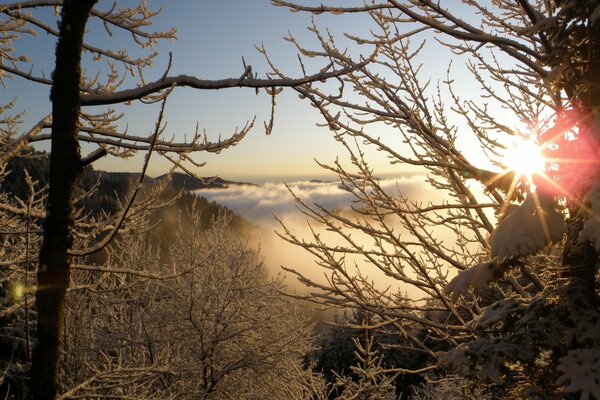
[503,138,546,179]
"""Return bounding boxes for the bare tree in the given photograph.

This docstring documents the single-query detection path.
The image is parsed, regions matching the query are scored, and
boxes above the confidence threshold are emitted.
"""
[0,1,371,398]
[272,0,600,397]
[61,210,313,399]
[0,165,44,399]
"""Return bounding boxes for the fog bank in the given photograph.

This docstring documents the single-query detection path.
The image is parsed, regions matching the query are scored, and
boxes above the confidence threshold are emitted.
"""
[195,175,447,294]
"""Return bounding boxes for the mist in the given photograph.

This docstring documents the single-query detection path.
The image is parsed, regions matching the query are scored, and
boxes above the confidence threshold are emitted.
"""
[194,175,448,294]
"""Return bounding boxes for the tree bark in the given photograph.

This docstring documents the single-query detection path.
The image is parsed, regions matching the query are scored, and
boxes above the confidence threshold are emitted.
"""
[561,216,597,293]
[560,11,600,300]
[28,1,96,399]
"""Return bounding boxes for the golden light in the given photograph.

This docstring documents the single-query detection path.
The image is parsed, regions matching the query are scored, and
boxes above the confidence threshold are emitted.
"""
[503,139,546,179]
[12,282,25,302]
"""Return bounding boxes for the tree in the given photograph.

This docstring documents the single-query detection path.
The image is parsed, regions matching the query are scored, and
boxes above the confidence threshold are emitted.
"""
[307,308,424,396]
[0,166,43,400]
[0,1,367,398]
[61,210,312,399]
[273,0,600,397]
[334,334,398,400]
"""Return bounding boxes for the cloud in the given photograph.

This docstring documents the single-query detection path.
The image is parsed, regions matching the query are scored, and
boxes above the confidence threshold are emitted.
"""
[194,175,437,225]
[194,176,446,294]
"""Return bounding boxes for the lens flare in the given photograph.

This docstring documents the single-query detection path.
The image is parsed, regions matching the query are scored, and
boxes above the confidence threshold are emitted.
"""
[12,282,25,302]
[504,139,546,179]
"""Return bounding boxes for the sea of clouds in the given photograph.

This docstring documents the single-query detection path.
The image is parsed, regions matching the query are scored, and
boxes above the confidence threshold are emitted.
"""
[194,175,447,294]
[195,176,438,226]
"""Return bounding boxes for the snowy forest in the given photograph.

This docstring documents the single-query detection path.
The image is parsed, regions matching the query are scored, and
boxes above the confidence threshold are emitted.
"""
[1,1,600,399]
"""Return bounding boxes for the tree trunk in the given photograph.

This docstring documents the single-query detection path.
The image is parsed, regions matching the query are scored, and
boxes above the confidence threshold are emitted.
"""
[561,216,597,293]
[560,13,600,300]
[28,1,96,399]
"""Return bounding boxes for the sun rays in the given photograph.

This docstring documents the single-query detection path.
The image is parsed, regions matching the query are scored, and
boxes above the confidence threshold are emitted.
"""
[486,119,600,249]
[491,136,566,246]
[503,139,546,183]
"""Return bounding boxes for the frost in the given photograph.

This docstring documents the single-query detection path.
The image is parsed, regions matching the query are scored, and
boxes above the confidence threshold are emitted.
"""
[490,193,565,260]
[471,295,525,330]
[518,13,557,35]
[556,349,600,400]
[439,339,524,384]
[439,346,472,376]
[578,182,600,249]
[445,262,494,301]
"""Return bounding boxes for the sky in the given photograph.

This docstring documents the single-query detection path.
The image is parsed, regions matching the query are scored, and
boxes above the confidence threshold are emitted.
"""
[3,1,524,290]
[6,1,372,181]
[4,0,495,183]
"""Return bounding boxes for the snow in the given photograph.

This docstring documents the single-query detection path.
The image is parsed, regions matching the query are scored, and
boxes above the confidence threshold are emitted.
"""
[445,262,494,301]
[578,182,600,249]
[489,192,565,260]
[592,4,600,24]
[556,349,600,400]
[471,295,525,330]
[439,345,472,376]
[518,13,557,35]
[440,339,525,384]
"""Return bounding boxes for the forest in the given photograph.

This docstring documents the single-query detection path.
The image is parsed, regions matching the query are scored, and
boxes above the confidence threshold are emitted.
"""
[1,1,600,399]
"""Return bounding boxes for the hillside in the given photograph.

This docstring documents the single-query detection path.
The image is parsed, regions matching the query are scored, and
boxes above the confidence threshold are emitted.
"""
[155,173,256,191]
[1,152,250,233]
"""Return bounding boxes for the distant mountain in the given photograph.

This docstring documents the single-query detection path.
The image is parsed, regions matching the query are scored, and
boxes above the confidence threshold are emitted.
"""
[1,152,250,229]
[309,179,335,184]
[2,152,254,262]
[155,173,256,191]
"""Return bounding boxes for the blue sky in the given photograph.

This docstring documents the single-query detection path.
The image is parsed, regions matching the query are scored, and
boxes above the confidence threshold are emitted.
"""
[7,1,362,180]
[6,1,497,182]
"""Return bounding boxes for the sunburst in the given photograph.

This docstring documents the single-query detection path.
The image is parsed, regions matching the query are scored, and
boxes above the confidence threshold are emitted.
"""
[503,138,546,186]
[497,137,558,243]
[495,115,600,250]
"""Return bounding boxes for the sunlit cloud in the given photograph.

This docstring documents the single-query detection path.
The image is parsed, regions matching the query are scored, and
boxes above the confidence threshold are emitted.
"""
[194,175,437,225]
[194,175,447,295]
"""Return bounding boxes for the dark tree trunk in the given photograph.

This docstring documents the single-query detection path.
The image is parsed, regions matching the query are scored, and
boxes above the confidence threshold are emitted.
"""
[28,1,96,399]
[561,18,600,322]
[560,13,600,300]
[561,216,597,294]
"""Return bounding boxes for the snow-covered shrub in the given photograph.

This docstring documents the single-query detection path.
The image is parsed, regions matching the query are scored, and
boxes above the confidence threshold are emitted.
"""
[440,279,600,398]
[579,182,600,250]
[409,373,491,400]
[334,335,397,400]
[556,349,600,400]
[490,193,565,260]
[445,262,495,301]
